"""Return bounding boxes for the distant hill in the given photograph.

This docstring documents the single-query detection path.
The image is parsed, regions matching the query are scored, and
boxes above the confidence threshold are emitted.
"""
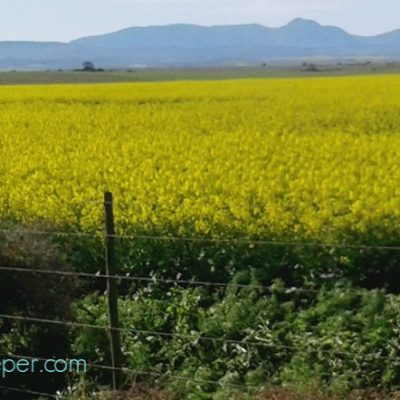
[1,19,400,70]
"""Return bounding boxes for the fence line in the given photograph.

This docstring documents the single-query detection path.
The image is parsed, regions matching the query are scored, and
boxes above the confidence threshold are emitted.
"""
[1,313,396,360]
[0,228,100,238]
[0,265,320,293]
[115,233,400,251]
[1,228,400,251]
[0,313,302,351]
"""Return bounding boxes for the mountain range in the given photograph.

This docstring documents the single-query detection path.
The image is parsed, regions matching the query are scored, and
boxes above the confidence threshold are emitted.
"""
[1,18,400,70]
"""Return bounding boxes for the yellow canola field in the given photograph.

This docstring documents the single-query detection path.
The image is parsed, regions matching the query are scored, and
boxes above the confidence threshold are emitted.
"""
[1,76,400,241]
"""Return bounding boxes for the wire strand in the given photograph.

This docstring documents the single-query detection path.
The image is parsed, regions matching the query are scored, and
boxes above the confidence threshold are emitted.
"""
[1,313,390,358]
[0,228,100,238]
[0,265,319,293]
[5,351,395,393]
[1,228,400,251]
[116,233,400,251]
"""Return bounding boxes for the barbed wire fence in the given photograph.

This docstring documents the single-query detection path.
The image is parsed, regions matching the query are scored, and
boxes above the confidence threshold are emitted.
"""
[1,192,400,399]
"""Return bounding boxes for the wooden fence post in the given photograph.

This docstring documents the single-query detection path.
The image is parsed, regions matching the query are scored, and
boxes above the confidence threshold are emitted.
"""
[104,191,123,390]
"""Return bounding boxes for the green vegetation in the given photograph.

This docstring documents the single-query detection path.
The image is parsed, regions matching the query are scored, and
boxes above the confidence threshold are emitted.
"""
[2,227,400,399]
[0,62,400,85]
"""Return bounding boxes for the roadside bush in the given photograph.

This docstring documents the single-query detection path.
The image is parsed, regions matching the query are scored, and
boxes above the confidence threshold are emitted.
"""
[71,279,400,399]
[0,223,79,399]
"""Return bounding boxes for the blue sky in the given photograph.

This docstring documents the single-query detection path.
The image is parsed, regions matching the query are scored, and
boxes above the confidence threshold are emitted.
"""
[0,0,399,41]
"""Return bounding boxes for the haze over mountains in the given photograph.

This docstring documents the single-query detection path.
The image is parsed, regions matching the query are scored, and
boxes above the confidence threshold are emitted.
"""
[1,18,400,70]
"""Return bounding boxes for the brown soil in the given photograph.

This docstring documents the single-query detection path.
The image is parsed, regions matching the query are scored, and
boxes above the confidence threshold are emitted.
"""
[99,386,400,400]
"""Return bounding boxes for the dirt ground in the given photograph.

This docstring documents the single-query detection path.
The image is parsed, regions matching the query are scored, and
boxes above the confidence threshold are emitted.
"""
[100,385,400,400]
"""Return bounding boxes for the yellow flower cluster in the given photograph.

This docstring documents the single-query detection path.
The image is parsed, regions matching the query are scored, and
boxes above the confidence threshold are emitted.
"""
[1,76,400,241]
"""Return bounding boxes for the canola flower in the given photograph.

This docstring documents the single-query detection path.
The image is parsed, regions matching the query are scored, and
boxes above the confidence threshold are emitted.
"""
[1,76,400,242]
